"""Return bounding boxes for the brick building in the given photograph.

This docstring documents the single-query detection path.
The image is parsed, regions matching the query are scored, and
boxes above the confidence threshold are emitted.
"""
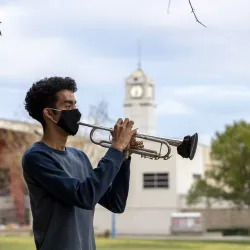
[0,119,103,226]
[0,120,39,225]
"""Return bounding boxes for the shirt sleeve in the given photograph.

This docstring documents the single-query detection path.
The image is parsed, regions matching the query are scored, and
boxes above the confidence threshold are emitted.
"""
[98,157,131,213]
[22,147,126,210]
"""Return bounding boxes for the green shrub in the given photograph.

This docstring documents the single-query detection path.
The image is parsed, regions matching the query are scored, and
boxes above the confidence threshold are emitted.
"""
[207,227,249,236]
[103,229,111,238]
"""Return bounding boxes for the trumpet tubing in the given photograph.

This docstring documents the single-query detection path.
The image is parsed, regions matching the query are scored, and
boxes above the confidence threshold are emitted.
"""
[77,122,198,160]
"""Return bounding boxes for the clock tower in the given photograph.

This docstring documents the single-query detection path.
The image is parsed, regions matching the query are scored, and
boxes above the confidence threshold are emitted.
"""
[123,67,156,135]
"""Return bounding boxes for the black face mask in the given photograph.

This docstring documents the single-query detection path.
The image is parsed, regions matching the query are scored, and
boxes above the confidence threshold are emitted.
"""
[56,109,82,136]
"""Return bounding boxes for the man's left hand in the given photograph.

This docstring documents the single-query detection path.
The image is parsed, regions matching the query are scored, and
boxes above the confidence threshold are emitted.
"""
[126,134,144,157]
[110,118,144,157]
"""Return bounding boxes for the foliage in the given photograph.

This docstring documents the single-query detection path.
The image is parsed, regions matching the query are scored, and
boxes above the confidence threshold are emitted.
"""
[187,120,250,208]
[96,229,111,238]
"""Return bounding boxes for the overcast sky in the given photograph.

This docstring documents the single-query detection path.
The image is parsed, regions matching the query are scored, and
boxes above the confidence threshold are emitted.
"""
[0,0,250,145]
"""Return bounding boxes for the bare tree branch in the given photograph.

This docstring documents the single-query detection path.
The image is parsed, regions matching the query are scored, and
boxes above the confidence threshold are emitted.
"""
[188,0,206,27]
[167,0,206,27]
[88,100,113,126]
[167,0,171,14]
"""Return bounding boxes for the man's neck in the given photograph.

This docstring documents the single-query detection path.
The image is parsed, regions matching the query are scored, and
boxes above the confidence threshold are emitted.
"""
[42,130,68,151]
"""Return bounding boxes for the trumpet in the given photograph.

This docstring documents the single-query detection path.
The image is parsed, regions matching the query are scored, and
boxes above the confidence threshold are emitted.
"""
[77,122,198,161]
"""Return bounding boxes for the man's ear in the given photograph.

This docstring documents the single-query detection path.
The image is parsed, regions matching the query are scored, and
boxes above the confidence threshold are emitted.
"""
[43,108,54,120]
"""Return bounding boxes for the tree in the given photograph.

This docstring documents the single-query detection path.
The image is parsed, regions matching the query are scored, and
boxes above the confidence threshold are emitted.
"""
[79,100,114,167]
[79,100,114,137]
[88,100,114,126]
[187,120,250,209]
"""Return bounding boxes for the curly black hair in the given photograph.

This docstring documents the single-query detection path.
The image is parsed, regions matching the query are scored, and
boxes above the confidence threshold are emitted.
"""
[24,76,78,128]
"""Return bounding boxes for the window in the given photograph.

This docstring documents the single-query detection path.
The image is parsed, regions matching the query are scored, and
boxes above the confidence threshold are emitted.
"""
[140,103,154,107]
[143,172,169,189]
[123,103,133,107]
[0,168,10,196]
[193,174,201,181]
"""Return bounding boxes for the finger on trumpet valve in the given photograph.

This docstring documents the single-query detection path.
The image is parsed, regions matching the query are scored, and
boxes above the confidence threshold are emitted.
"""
[130,140,144,149]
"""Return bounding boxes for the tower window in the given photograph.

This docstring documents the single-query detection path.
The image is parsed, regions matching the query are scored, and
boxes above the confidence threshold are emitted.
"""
[124,103,133,107]
[140,103,154,107]
[143,172,169,189]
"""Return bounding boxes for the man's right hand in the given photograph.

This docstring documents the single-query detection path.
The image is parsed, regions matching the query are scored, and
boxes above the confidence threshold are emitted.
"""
[111,118,137,153]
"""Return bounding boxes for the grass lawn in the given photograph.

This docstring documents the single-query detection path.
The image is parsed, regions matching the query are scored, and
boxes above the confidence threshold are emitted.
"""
[1,236,250,250]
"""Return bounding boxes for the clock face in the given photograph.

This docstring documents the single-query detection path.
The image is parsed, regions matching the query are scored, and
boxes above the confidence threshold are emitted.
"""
[130,85,143,98]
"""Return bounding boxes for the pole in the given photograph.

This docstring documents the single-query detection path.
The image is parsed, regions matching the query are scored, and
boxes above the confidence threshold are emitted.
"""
[111,212,116,238]
[137,40,141,70]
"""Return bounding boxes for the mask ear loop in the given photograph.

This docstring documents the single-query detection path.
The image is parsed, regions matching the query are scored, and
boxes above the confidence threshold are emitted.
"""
[48,108,61,124]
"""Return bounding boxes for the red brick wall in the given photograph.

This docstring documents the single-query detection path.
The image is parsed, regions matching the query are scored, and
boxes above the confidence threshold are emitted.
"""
[0,129,37,225]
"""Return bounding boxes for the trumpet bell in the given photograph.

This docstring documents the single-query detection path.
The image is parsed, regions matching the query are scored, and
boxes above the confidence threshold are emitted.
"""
[177,133,198,160]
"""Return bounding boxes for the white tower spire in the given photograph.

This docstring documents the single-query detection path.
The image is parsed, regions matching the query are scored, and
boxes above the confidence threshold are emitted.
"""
[123,43,156,135]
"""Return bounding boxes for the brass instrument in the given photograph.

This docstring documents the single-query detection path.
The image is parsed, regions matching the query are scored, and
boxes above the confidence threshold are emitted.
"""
[77,122,198,160]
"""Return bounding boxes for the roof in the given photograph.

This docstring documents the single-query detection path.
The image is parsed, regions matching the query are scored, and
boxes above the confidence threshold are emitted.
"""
[0,119,96,145]
[125,68,154,85]
[0,119,42,135]
[0,119,107,170]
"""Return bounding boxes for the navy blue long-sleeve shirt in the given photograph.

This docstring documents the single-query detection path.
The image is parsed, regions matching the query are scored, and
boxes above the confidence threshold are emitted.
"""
[22,141,131,250]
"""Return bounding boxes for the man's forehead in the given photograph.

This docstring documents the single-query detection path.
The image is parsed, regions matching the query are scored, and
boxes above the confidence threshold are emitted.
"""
[57,90,76,101]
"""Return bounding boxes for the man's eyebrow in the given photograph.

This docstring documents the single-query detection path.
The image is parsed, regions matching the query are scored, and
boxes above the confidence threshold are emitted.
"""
[63,100,77,104]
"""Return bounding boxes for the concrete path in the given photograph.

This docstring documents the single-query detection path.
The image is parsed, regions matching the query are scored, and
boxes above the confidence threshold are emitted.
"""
[116,234,250,241]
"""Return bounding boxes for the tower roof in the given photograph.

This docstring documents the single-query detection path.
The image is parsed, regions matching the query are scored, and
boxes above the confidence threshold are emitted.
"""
[125,68,154,85]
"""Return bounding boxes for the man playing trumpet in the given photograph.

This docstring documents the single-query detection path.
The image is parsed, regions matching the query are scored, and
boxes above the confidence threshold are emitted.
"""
[22,76,143,250]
